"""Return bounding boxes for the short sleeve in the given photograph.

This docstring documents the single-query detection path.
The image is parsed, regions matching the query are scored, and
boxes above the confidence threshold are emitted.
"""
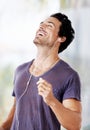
[12,88,15,96]
[12,79,16,97]
[63,72,81,101]
[12,68,17,97]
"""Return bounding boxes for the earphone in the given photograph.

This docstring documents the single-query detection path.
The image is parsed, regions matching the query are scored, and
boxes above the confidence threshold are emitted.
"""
[16,74,32,130]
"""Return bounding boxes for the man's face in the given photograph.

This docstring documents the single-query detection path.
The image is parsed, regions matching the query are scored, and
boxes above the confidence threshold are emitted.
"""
[33,17,61,47]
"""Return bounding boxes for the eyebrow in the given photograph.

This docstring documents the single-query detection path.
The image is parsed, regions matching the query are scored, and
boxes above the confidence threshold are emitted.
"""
[40,21,55,27]
[48,21,55,27]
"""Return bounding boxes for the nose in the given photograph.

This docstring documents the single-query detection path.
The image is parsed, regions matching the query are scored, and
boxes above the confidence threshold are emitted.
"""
[40,22,47,29]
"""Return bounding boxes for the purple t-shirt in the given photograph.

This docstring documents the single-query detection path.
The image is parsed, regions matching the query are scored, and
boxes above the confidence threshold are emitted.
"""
[11,59,81,130]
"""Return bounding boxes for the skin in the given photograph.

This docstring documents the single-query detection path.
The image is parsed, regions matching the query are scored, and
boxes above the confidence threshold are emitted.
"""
[0,99,16,130]
[0,17,82,130]
[32,17,82,130]
[37,78,82,130]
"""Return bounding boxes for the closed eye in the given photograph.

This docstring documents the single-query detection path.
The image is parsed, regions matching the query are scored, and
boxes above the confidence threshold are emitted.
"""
[47,24,53,28]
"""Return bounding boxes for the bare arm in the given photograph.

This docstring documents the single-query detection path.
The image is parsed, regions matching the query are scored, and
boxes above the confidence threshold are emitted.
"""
[37,78,82,130]
[1,98,16,130]
[49,98,82,130]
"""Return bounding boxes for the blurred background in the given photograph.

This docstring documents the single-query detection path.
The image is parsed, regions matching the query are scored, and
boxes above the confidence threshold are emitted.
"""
[0,0,90,129]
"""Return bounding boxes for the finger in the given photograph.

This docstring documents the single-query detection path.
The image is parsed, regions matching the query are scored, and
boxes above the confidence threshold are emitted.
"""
[38,87,49,98]
[37,78,49,86]
[37,78,51,89]
[38,84,46,92]
[37,83,51,92]
[38,85,52,99]
[37,78,45,84]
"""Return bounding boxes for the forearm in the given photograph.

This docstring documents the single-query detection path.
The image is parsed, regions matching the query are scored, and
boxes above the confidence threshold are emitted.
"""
[37,78,82,129]
[1,118,13,130]
[49,97,81,130]
[1,99,16,130]
[1,108,15,130]
[0,126,4,130]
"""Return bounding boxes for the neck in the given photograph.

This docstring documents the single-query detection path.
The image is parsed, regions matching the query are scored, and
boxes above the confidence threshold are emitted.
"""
[30,49,60,76]
[34,48,59,66]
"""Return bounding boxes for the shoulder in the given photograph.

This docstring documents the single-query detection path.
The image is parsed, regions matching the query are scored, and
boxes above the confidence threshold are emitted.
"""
[60,60,81,89]
[15,60,33,74]
[58,59,80,78]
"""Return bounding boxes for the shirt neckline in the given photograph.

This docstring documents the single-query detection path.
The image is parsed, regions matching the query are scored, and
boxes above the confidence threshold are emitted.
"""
[27,59,62,78]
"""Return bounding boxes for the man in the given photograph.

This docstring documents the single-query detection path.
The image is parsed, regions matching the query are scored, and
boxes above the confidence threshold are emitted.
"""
[0,13,82,130]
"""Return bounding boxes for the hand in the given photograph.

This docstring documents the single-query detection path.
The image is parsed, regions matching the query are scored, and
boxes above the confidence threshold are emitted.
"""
[37,78,54,105]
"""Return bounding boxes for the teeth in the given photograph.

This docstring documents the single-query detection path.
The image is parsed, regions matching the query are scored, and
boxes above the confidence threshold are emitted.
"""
[38,32,43,36]
[39,32,44,36]
[37,30,46,36]
[39,34,43,36]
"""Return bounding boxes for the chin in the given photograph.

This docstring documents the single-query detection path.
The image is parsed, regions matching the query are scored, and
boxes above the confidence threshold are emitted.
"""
[33,38,41,45]
[33,40,39,45]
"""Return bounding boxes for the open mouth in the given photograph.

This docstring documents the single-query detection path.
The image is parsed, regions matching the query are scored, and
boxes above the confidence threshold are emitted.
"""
[38,32,44,36]
[37,29,47,37]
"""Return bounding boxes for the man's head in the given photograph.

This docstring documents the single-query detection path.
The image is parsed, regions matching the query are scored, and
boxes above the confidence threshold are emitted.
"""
[33,12,75,53]
[50,13,75,53]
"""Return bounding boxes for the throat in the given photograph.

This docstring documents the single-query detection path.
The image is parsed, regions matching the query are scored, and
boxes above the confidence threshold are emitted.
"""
[30,65,44,76]
[29,58,60,77]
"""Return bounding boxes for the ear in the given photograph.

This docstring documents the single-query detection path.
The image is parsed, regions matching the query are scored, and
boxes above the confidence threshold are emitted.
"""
[58,36,66,43]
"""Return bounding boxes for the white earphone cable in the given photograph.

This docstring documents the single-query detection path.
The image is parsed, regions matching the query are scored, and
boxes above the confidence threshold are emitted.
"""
[16,74,32,130]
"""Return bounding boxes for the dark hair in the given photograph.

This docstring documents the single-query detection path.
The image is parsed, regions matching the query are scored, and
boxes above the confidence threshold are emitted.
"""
[50,13,75,53]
